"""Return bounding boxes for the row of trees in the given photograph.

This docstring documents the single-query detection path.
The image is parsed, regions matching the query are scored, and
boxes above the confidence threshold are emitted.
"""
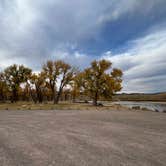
[0,59,123,106]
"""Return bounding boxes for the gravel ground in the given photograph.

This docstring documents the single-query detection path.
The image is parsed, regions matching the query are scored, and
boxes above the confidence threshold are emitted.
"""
[0,109,166,166]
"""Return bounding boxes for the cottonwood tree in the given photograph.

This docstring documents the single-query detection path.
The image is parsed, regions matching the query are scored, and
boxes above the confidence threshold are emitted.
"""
[70,71,85,102]
[29,73,46,103]
[83,59,123,106]
[4,64,32,102]
[55,61,74,104]
[20,83,31,101]
[0,72,8,101]
[42,60,60,103]
[43,60,74,104]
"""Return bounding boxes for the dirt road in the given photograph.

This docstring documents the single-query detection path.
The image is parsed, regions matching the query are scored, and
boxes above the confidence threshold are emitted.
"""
[0,110,166,166]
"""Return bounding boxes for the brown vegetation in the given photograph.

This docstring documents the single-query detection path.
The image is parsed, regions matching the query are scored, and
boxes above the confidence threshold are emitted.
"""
[0,59,123,106]
[114,92,166,102]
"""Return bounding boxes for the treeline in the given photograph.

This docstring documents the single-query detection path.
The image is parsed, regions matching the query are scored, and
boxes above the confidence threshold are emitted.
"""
[0,59,123,106]
[114,93,166,102]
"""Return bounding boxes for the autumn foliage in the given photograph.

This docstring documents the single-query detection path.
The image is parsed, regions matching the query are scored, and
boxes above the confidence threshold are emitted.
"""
[0,59,123,105]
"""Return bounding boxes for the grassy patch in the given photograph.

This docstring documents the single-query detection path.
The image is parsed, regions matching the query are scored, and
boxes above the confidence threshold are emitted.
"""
[0,101,125,111]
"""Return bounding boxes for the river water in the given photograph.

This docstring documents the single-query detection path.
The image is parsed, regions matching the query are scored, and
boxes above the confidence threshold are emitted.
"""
[113,101,166,112]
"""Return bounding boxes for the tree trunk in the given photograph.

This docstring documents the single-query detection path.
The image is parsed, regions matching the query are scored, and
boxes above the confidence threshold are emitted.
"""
[54,91,61,104]
[37,90,43,103]
[53,95,56,104]
[51,85,56,104]
[72,94,76,103]
[54,85,64,104]
[93,91,98,106]
[12,88,18,103]
[35,84,43,103]
[29,89,37,104]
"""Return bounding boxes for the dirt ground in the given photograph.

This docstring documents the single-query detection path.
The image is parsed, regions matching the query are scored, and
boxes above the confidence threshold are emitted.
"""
[0,109,166,166]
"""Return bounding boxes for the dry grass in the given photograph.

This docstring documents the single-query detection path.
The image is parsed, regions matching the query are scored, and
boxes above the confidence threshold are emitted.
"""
[114,92,166,101]
[0,101,128,111]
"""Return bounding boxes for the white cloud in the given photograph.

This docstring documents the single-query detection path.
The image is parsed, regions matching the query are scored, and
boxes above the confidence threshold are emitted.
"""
[0,0,164,64]
[103,28,166,93]
[0,0,166,93]
[51,50,93,69]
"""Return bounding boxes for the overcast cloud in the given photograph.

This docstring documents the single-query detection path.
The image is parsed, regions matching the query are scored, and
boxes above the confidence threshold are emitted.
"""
[0,0,166,93]
[102,27,166,93]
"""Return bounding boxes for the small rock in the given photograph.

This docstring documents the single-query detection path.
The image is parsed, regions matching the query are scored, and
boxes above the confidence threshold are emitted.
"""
[132,106,140,110]
[98,103,103,107]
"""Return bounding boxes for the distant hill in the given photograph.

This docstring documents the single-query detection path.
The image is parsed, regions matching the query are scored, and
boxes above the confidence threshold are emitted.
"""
[113,92,166,102]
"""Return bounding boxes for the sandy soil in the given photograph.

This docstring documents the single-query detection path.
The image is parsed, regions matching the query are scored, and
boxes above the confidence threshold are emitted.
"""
[0,109,166,166]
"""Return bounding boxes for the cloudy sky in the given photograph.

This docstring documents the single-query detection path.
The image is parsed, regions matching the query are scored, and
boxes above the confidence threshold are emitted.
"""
[0,0,166,93]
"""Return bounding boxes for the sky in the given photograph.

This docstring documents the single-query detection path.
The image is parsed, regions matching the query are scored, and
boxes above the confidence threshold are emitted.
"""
[0,0,166,93]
